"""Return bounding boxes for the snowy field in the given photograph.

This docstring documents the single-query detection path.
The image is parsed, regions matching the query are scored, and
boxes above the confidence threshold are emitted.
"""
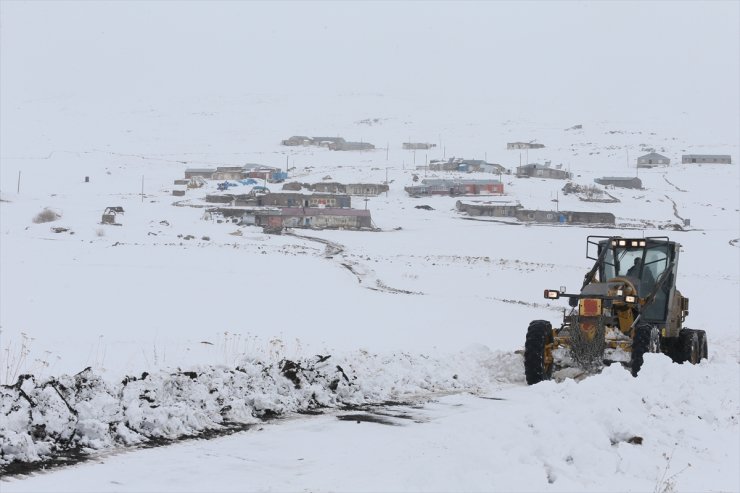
[1,2,739,492]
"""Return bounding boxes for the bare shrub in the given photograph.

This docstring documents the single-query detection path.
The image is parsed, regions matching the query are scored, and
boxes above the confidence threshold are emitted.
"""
[33,208,60,224]
[2,332,31,385]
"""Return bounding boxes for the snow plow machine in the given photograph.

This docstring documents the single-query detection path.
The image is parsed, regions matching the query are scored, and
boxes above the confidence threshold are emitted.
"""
[524,236,706,385]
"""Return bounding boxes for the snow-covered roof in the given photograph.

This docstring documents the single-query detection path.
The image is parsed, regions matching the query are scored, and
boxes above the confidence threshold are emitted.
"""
[637,152,668,160]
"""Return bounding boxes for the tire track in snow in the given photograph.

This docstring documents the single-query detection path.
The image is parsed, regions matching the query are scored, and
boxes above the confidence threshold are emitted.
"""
[662,173,688,193]
[286,231,423,295]
[664,194,685,223]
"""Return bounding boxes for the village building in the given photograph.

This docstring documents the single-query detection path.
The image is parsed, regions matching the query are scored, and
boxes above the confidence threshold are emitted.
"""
[344,183,387,195]
[428,158,507,174]
[185,164,287,182]
[682,154,732,164]
[242,164,288,182]
[205,194,238,204]
[455,200,615,225]
[205,206,372,230]
[329,141,375,151]
[279,136,375,151]
[281,136,312,146]
[456,200,521,217]
[406,179,504,197]
[212,166,246,181]
[507,142,545,150]
[306,182,389,196]
[257,192,351,208]
[312,137,346,148]
[403,142,436,150]
[637,152,670,167]
[276,208,372,229]
[594,177,643,189]
[515,210,615,225]
[184,168,216,179]
[516,164,571,180]
[459,159,508,174]
[428,159,460,171]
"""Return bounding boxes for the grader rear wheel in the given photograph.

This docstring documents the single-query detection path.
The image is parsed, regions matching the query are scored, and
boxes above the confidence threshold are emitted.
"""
[696,330,708,361]
[524,320,554,385]
[679,329,700,364]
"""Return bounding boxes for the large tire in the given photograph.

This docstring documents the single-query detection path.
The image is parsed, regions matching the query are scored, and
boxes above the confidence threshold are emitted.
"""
[631,324,652,377]
[678,328,700,364]
[696,330,708,361]
[524,320,554,385]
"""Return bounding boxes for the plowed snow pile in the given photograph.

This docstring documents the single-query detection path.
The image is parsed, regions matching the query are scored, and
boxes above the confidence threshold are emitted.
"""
[0,347,523,468]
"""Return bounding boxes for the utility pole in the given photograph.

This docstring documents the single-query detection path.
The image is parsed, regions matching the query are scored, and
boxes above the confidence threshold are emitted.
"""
[17,171,21,194]
[386,142,389,161]
[385,167,389,197]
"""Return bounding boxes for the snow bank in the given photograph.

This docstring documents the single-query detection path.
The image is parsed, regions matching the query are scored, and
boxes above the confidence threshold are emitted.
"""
[0,346,518,468]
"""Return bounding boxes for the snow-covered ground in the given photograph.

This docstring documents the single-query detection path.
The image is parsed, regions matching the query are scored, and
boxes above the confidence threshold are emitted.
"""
[1,2,739,492]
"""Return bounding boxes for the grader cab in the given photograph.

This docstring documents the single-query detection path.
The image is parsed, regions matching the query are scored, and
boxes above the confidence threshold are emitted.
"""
[525,236,706,385]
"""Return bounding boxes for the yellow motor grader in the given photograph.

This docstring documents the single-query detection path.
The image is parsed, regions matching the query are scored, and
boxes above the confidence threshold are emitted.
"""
[524,236,706,385]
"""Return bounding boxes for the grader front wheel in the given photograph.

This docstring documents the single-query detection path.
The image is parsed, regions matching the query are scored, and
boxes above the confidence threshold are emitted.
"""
[524,320,554,385]
[630,325,656,376]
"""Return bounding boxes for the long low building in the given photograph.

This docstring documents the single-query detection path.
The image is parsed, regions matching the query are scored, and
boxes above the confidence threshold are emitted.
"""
[594,177,643,189]
[258,192,352,208]
[456,200,521,217]
[406,179,504,196]
[277,207,372,229]
[516,210,615,225]
[682,154,731,164]
[206,206,372,230]
[456,202,615,225]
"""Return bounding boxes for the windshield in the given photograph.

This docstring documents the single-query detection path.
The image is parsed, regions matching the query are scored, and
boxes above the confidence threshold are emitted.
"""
[599,243,671,297]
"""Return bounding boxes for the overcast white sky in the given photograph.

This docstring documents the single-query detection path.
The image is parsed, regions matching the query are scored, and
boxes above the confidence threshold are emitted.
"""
[1,1,738,132]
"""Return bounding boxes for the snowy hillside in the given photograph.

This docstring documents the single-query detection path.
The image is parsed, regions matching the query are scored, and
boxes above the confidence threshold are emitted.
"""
[1,2,739,492]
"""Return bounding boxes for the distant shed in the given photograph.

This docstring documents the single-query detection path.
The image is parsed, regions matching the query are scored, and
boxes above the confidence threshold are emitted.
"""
[594,177,643,189]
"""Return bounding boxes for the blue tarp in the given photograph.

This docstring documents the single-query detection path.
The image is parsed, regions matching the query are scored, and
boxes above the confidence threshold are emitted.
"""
[217,181,239,191]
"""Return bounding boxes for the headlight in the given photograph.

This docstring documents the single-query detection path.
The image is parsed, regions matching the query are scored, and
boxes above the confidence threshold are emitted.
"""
[544,289,560,299]
[625,295,636,303]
